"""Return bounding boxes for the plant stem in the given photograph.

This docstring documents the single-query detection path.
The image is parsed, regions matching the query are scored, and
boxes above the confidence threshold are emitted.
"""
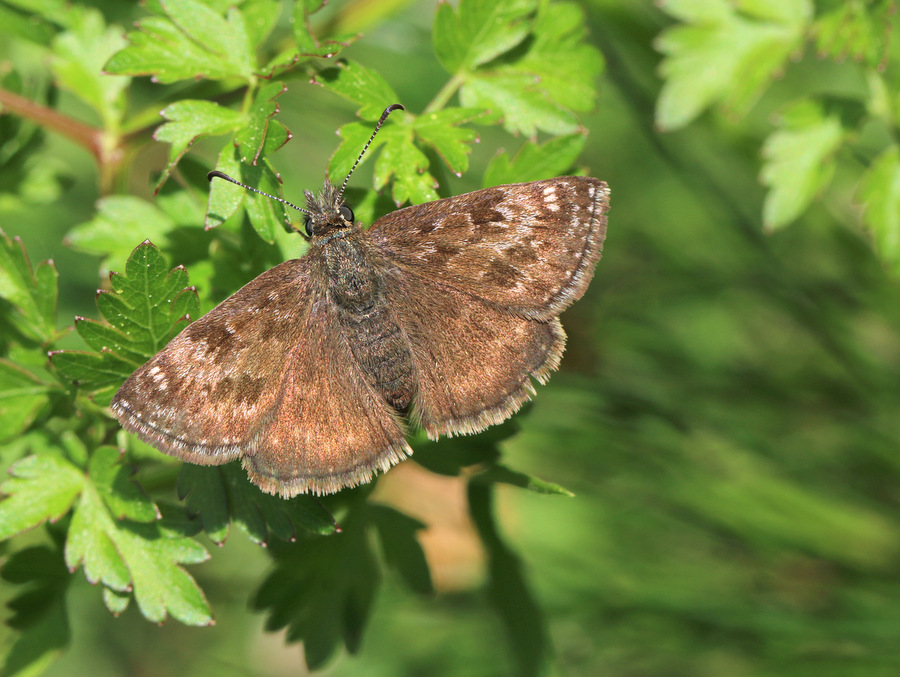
[0,88,109,164]
[424,72,465,114]
[0,87,125,192]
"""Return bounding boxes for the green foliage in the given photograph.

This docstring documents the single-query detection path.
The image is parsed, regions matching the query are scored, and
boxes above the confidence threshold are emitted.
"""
[655,0,900,267]
[434,0,603,136]
[760,99,845,230]
[177,463,337,545]
[1,544,70,676]
[0,230,59,345]
[0,0,599,674]
[50,241,199,400]
[656,0,812,131]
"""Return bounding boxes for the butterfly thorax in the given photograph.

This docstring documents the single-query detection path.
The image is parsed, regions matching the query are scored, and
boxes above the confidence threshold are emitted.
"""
[320,232,381,315]
[315,223,414,413]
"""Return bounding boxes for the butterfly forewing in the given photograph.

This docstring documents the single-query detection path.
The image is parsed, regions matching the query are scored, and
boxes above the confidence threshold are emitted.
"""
[111,257,410,496]
[368,177,609,319]
[111,259,317,462]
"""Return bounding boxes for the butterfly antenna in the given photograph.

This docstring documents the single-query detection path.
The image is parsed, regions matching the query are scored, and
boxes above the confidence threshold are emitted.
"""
[207,170,312,216]
[336,103,405,202]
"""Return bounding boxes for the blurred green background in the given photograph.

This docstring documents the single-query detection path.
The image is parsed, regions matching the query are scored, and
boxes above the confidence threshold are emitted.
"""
[4,0,900,675]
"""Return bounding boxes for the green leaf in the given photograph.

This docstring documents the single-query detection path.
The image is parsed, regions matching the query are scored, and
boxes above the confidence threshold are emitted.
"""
[327,113,428,206]
[760,99,844,231]
[483,133,586,185]
[414,108,483,177]
[0,229,59,343]
[65,449,212,625]
[88,446,160,523]
[206,144,246,230]
[0,359,57,442]
[460,74,579,137]
[50,8,128,128]
[234,81,288,166]
[510,1,604,115]
[253,510,380,669]
[370,504,433,595]
[206,146,287,242]
[103,1,255,85]
[412,415,520,477]
[66,196,179,271]
[813,1,893,68]
[0,454,84,541]
[474,464,575,496]
[2,545,70,629]
[161,0,254,77]
[0,545,71,677]
[154,100,246,164]
[242,158,287,243]
[178,463,337,545]
[435,1,599,137]
[241,0,281,48]
[109,242,199,354]
[292,0,357,58]
[312,59,401,120]
[859,145,900,270]
[433,0,538,72]
[0,4,56,45]
[468,481,549,677]
[103,587,131,615]
[656,0,812,130]
[374,130,439,205]
[2,0,80,29]
[47,349,134,393]
[328,121,391,183]
[51,241,200,390]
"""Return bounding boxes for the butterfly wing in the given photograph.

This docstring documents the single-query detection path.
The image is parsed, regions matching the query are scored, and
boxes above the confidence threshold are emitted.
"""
[241,296,411,497]
[368,177,607,438]
[368,177,609,320]
[381,267,565,438]
[111,258,409,497]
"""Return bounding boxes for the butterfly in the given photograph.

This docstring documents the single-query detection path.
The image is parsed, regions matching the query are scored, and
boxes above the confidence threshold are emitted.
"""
[110,104,610,497]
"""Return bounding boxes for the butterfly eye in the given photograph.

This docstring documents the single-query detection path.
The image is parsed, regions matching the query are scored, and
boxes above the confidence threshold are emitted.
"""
[340,205,354,222]
[303,217,313,236]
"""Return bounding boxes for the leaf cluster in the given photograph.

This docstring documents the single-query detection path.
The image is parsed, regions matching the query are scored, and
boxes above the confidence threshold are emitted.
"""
[655,0,900,266]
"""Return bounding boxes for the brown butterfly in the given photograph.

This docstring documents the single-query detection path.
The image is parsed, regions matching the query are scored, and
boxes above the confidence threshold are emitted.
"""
[111,105,610,497]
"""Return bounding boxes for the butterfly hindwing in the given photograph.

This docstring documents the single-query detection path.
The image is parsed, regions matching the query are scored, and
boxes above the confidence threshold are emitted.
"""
[381,266,566,439]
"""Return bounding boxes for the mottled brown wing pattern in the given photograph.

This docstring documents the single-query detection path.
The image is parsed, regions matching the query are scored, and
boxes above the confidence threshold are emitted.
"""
[110,259,316,463]
[382,267,565,439]
[112,172,608,496]
[368,177,609,319]
[110,258,410,497]
[242,298,411,496]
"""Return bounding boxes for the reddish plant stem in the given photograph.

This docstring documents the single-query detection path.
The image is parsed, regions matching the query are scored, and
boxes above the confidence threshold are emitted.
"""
[0,87,109,163]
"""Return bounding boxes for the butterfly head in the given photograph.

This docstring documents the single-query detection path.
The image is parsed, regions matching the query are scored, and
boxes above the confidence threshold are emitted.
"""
[206,104,402,240]
[302,179,355,238]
